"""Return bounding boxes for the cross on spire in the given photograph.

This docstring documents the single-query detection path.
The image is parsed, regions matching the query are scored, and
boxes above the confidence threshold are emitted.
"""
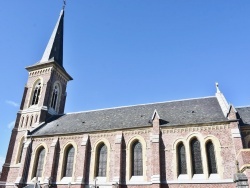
[63,0,66,10]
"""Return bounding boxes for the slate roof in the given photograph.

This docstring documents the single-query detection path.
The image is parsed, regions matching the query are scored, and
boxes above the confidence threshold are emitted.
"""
[31,96,229,136]
[236,107,250,125]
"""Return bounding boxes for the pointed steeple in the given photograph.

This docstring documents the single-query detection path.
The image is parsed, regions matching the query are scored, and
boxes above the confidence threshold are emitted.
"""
[215,82,230,117]
[39,9,64,67]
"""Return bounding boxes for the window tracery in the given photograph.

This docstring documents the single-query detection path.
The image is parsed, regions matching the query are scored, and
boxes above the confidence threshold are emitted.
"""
[50,85,59,109]
[31,81,41,105]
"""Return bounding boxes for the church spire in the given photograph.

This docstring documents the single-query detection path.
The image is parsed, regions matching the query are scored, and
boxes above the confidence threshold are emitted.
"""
[39,9,64,67]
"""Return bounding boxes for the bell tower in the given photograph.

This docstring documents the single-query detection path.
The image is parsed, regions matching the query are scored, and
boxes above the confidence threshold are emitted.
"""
[20,9,72,130]
[0,8,72,185]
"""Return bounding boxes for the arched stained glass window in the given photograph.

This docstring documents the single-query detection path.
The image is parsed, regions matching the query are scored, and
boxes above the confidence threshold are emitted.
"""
[177,143,187,175]
[34,148,45,177]
[191,139,203,174]
[31,81,41,105]
[50,85,59,109]
[206,141,217,174]
[96,144,107,177]
[132,141,143,176]
[64,146,75,177]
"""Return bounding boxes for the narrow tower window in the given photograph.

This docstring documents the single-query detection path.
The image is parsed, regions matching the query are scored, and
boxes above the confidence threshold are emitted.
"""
[177,142,187,175]
[31,81,42,105]
[34,147,45,177]
[191,138,203,174]
[35,115,39,123]
[132,141,143,176]
[20,116,24,128]
[96,143,107,177]
[29,116,33,127]
[51,85,59,109]
[206,141,217,174]
[64,146,75,177]
[25,116,29,128]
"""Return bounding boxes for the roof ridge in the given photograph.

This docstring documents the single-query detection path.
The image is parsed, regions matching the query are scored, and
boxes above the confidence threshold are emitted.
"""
[235,105,250,108]
[66,96,216,115]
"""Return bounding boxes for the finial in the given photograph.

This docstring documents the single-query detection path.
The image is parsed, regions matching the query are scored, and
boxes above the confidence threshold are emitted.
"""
[216,82,220,93]
[63,0,66,10]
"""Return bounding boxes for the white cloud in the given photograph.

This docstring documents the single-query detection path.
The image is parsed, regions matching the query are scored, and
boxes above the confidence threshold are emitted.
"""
[0,156,5,171]
[6,100,19,107]
[7,121,15,129]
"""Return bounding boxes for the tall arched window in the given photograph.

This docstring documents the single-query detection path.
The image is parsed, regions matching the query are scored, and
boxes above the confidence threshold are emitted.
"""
[177,142,187,175]
[206,141,217,174]
[96,143,107,177]
[50,85,59,109]
[132,141,143,176]
[34,147,45,177]
[31,81,42,105]
[64,146,75,177]
[191,139,203,174]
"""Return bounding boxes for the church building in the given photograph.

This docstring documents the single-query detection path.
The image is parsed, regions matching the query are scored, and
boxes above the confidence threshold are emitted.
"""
[1,6,250,188]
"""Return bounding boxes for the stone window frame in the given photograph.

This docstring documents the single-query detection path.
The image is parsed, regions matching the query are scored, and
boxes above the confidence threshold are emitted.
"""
[59,141,77,182]
[29,78,43,107]
[29,143,48,182]
[91,138,111,183]
[126,135,147,182]
[173,133,223,180]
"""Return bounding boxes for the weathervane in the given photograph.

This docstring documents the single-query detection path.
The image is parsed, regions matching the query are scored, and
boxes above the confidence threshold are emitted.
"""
[63,0,66,10]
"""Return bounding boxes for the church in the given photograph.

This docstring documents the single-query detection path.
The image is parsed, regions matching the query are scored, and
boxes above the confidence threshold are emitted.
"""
[1,6,250,188]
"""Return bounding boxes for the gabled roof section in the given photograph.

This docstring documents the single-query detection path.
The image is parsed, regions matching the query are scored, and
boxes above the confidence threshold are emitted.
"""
[39,9,64,67]
[236,106,250,125]
[31,97,228,136]
[151,109,160,121]
[215,83,230,117]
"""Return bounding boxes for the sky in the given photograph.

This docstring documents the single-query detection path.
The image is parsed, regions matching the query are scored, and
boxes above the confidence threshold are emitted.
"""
[0,0,250,168]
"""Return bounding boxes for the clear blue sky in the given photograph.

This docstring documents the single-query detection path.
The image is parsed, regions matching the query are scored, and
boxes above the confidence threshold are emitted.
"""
[0,1,250,167]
